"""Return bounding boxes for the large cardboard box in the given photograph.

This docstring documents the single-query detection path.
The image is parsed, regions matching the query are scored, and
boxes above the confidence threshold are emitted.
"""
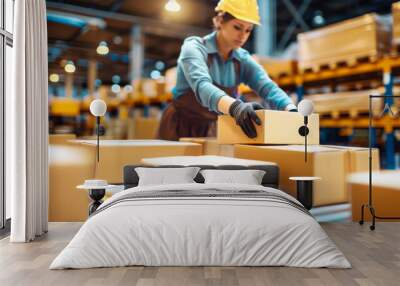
[217,110,319,145]
[50,140,202,221]
[234,145,379,206]
[49,141,93,222]
[298,13,391,72]
[179,137,234,157]
[348,171,400,221]
[73,140,202,183]
[323,145,380,172]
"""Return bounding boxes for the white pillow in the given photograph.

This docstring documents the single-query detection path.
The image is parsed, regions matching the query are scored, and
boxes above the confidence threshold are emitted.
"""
[200,169,266,185]
[135,167,200,186]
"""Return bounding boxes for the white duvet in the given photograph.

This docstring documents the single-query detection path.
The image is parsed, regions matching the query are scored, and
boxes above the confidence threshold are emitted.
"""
[50,183,351,269]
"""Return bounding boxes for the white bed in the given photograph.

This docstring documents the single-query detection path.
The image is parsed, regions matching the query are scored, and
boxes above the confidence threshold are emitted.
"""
[50,183,351,269]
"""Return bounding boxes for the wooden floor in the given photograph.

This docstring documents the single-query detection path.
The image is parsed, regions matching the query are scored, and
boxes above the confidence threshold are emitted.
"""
[0,222,399,286]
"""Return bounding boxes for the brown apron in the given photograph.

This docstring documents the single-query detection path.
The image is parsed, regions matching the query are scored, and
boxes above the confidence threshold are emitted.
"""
[158,55,240,141]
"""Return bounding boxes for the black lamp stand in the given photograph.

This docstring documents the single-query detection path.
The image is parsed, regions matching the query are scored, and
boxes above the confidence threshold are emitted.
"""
[359,94,400,231]
[298,116,310,162]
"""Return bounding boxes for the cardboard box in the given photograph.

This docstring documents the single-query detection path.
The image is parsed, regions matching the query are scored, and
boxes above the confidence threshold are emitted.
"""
[298,13,391,72]
[49,142,93,222]
[323,145,380,172]
[348,171,400,221]
[306,90,384,116]
[73,140,202,183]
[133,117,160,139]
[217,110,319,145]
[179,137,234,157]
[50,98,81,117]
[49,140,202,221]
[393,2,400,45]
[49,134,76,145]
[234,144,379,206]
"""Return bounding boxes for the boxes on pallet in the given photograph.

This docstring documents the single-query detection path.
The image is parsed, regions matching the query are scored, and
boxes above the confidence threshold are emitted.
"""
[298,13,391,72]
[305,90,384,117]
[179,137,234,157]
[217,110,319,145]
[234,144,380,206]
[393,2,400,46]
[253,55,297,78]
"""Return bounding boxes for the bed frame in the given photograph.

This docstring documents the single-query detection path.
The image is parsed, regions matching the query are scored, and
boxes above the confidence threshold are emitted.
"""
[123,164,279,189]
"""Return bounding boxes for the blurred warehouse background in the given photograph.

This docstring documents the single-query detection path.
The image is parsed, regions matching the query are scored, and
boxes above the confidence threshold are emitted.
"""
[46,0,400,169]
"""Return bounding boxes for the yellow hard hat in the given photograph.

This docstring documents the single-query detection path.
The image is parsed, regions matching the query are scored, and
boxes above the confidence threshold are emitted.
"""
[215,0,261,26]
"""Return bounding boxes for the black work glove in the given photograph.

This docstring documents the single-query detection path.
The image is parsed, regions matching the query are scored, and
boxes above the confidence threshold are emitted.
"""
[229,100,263,138]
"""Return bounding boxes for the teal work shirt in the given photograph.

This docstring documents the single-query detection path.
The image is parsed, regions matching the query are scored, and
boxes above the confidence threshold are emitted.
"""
[174,31,294,113]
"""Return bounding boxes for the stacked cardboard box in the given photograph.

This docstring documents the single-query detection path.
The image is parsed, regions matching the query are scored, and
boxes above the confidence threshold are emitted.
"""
[49,135,92,222]
[305,90,383,117]
[179,137,234,157]
[217,110,320,145]
[234,145,379,206]
[74,140,202,183]
[393,2,400,46]
[298,13,391,72]
[49,139,202,221]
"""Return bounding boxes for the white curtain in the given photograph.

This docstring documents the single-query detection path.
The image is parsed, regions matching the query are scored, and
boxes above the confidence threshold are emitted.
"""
[8,0,49,242]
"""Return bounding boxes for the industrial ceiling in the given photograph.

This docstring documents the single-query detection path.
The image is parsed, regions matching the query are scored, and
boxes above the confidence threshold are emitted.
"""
[46,0,398,86]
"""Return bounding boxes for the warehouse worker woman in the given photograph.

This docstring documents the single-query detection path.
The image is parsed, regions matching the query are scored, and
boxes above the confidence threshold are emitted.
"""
[158,0,297,140]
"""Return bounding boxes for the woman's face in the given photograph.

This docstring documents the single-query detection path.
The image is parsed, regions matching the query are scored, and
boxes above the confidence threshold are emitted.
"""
[219,18,254,49]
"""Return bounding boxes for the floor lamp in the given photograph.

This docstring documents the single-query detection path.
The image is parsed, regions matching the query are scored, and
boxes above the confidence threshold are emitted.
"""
[298,99,315,162]
[359,93,400,230]
[89,99,107,162]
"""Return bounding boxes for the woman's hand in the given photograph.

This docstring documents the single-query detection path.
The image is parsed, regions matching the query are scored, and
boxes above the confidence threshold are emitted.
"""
[229,100,263,138]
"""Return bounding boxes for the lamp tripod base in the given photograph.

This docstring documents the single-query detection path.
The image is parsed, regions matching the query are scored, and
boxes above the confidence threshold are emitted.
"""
[359,204,376,231]
[359,204,400,231]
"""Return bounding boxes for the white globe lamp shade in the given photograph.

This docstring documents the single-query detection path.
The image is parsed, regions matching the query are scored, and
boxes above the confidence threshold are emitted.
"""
[90,99,107,116]
[298,99,314,116]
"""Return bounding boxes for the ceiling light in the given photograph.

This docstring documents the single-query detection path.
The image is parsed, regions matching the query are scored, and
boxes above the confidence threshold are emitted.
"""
[150,70,161,80]
[111,84,121,93]
[64,61,76,73]
[113,35,123,45]
[165,0,181,12]
[313,11,325,26]
[49,73,60,83]
[155,60,165,70]
[124,85,133,93]
[96,41,109,55]
[112,75,121,84]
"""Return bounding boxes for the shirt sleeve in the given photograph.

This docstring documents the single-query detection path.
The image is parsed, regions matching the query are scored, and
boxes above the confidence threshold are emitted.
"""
[241,53,294,110]
[178,39,226,113]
